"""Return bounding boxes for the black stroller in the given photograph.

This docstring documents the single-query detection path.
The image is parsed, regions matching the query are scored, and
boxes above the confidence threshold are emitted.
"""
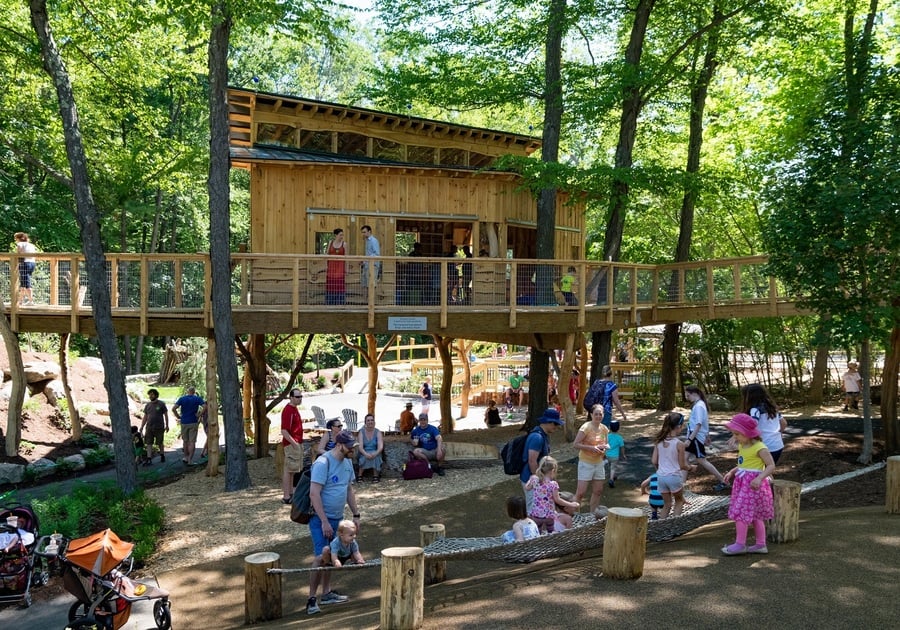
[0,502,49,608]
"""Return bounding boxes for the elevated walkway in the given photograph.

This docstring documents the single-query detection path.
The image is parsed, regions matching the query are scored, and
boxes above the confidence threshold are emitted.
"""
[1,253,805,346]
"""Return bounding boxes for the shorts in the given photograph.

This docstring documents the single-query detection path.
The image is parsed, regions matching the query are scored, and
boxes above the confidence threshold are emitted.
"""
[145,427,165,450]
[419,448,438,461]
[309,514,341,557]
[180,423,199,444]
[577,459,607,481]
[284,443,303,473]
[18,261,35,288]
[685,438,707,459]
[657,473,684,494]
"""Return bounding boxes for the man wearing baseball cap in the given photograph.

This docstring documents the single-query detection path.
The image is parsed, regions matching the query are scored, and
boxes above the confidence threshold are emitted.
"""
[520,408,565,511]
[306,430,360,615]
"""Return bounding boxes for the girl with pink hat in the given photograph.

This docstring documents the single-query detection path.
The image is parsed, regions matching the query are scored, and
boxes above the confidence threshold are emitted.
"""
[721,413,776,555]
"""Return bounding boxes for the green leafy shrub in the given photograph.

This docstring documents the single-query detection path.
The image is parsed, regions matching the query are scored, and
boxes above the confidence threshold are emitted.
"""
[34,483,165,562]
[84,448,114,468]
[54,458,77,476]
[79,432,101,449]
[315,375,326,389]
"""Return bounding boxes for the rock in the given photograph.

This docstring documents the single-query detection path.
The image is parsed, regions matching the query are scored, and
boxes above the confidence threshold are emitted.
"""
[28,458,57,479]
[79,357,105,373]
[22,361,61,384]
[707,394,732,412]
[0,462,25,485]
[61,454,86,471]
[43,379,67,407]
[0,381,11,400]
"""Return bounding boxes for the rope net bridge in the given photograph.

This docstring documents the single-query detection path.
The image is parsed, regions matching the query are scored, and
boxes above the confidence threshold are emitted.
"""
[269,463,884,574]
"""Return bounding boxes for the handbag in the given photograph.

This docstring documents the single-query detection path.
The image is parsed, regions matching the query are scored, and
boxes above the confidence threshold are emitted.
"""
[402,452,433,480]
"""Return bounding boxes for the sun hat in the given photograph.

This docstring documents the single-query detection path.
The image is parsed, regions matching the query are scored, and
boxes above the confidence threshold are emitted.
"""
[335,430,358,448]
[725,413,760,438]
[538,408,564,426]
[848,362,858,369]
[405,402,414,408]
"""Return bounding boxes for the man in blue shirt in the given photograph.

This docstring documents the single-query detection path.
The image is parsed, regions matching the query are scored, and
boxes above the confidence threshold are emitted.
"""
[410,413,445,476]
[173,386,205,465]
[360,224,381,289]
[520,408,565,511]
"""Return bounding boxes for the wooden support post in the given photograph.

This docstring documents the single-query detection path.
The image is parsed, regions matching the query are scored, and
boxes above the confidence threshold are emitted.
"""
[887,455,900,514]
[381,547,424,630]
[768,479,801,543]
[602,507,646,579]
[244,552,281,624]
[419,524,446,584]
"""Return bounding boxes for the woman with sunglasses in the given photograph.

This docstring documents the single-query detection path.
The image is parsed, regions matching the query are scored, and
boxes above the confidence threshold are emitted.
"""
[317,418,344,455]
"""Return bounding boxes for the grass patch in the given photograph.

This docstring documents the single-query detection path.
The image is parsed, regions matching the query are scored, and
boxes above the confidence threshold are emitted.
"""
[33,482,165,563]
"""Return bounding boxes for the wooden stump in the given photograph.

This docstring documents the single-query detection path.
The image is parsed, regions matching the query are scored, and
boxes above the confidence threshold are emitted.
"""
[887,455,900,515]
[274,443,284,480]
[381,547,424,630]
[244,552,281,624]
[419,524,446,584]
[768,479,801,543]
[602,507,646,579]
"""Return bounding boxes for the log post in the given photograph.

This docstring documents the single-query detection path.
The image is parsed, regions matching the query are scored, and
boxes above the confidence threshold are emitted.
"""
[768,479,801,543]
[380,547,424,630]
[887,455,900,515]
[602,507,646,579]
[244,552,281,624]
[419,524,446,584]
[274,443,285,480]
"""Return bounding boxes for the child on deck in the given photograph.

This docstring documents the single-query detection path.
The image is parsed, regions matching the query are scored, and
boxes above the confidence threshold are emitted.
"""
[526,456,579,533]
[721,414,775,556]
[501,496,540,543]
[605,421,626,488]
[320,519,365,568]
[651,412,691,518]
[640,473,666,520]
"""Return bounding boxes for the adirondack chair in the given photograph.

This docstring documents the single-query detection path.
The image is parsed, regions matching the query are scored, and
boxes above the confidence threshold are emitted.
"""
[341,408,359,432]
[310,405,328,429]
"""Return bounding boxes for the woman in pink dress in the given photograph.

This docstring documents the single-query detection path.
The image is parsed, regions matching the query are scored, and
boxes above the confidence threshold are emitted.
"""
[325,228,346,305]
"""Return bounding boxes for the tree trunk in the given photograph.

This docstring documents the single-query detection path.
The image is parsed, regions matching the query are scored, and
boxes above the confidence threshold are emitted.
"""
[208,0,249,490]
[0,314,25,456]
[527,349,550,429]
[433,334,455,434]
[59,333,82,441]
[881,323,900,455]
[249,334,268,459]
[456,339,473,419]
[858,338,873,464]
[808,336,831,405]
[30,0,136,493]
[365,334,380,415]
[660,18,720,410]
[205,335,220,476]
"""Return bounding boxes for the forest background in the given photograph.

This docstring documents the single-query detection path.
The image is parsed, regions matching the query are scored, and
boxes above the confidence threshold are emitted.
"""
[0,0,897,488]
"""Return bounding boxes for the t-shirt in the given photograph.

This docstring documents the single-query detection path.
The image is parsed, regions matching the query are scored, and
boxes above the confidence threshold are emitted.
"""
[509,374,523,391]
[420,382,432,400]
[687,400,709,442]
[175,394,205,424]
[411,424,440,451]
[281,404,303,447]
[519,427,550,484]
[737,440,768,471]
[329,536,359,562]
[528,478,559,519]
[749,407,784,453]
[310,452,354,520]
[577,421,609,464]
[559,274,575,292]
[655,438,682,476]
[842,370,861,393]
[646,474,665,508]
[606,433,625,458]
[143,400,168,431]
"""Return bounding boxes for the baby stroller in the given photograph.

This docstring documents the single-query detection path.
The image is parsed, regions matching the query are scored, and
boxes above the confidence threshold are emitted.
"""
[58,528,171,630]
[0,502,48,608]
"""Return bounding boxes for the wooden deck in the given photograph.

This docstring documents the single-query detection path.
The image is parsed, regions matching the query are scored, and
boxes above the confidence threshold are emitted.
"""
[1,253,806,346]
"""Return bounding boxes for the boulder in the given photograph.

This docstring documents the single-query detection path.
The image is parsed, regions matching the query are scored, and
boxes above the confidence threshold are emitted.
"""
[0,462,25,485]
[61,454,86,471]
[43,379,67,407]
[707,393,733,412]
[22,361,61,384]
[0,380,11,400]
[28,458,57,479]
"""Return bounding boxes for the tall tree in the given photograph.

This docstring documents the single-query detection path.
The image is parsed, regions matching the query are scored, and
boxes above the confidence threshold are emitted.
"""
[765,0,899,460]
[29,0,136,492]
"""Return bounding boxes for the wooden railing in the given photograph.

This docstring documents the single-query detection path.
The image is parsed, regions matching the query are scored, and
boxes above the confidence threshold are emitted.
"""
[1,253,798,335]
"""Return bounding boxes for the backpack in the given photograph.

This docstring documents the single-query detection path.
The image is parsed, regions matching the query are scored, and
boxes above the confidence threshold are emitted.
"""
[290,456,331,524]
[402,452,434,480]
[583,379,614,413]
[500,433,529,475]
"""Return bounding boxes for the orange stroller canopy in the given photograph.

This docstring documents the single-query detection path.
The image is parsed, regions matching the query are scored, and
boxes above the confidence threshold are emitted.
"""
[66,529,134,577]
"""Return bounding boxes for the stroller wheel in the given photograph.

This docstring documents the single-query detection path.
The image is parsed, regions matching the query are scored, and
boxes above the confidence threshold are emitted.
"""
[68,600,114,624]
[153,599,172,630]
[22,592,32,608]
